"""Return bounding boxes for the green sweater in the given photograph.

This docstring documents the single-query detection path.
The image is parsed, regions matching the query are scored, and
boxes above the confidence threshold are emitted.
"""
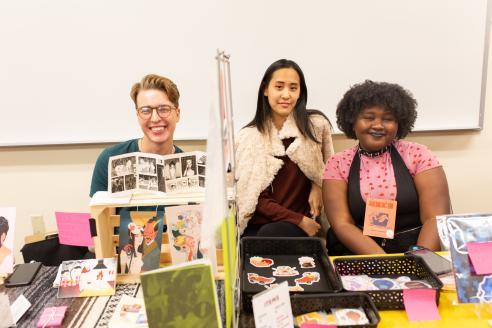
[89,139,183,197]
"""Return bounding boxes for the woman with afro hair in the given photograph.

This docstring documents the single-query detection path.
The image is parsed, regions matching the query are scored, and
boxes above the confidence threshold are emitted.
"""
[323,80,451,255]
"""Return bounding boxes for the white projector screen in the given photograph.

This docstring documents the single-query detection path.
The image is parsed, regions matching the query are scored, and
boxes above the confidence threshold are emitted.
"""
[0,0,489,146]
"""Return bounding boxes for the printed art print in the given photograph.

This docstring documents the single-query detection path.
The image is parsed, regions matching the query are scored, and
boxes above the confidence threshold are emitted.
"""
[109,151,205,196]
[118,211,163,274]
[108,295,148,328]
[445,214,492,303]
[58,258,116,298]
[165,204,203,264]
[0,207,15,274]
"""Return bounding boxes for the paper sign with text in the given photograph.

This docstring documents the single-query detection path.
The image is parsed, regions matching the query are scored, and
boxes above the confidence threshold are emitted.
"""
[363,198,397,239]
[252,281,293,328]
[55,212,93,247]
[467,241,492,275]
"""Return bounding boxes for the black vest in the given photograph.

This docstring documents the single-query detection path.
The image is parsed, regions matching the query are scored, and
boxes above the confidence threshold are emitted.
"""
[327,144,421,255]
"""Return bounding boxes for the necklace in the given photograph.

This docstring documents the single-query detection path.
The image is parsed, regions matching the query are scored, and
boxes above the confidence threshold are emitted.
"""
[358,144,391,158]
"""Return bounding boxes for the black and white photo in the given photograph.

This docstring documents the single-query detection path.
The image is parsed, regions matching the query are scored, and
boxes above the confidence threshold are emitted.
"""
[181,155,197,177]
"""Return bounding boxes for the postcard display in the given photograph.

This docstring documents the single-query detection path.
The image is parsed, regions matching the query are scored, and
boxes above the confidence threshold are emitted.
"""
[109,151,206,196]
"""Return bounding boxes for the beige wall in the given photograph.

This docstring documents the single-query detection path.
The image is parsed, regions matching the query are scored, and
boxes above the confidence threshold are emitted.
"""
[2,56,492,266]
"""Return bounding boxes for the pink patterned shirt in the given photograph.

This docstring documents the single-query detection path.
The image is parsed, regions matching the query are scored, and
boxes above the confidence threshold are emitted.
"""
[323,140,441,201]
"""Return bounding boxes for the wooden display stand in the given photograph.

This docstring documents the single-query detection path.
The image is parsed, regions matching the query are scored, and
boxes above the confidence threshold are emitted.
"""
[90,192,226,282]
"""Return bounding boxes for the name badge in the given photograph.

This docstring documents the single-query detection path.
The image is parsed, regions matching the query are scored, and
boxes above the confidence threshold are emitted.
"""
[362,197,397,239]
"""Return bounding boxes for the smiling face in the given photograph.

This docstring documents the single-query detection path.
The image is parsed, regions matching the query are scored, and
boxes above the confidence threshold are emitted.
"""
[133,232,144,247]
[263,68,301,129]
[354,106,398,151]
[136,89,180,152]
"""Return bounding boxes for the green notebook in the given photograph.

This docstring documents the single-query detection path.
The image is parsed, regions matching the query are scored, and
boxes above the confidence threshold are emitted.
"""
[140,259,222,328]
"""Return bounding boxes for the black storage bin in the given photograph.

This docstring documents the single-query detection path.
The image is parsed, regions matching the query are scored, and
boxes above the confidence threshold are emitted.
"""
[20,235,92,266]
[334,255,443,310]
[291,292,380,328]
[239,292,380,327]
[240,237,342,312]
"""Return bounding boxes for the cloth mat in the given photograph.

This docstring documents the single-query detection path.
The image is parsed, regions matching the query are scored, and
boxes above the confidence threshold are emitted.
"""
[1,265,225,327]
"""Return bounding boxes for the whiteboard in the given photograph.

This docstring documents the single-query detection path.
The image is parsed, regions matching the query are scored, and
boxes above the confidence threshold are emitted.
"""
[0,0,489,146]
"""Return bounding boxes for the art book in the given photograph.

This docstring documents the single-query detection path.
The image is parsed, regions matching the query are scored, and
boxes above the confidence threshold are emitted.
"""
[118,211,163,274]
[0,207,15,275]
[108,151,206,196]
[57,258,116,298]
[140,259,221,328]
[442,213,492,303]
[165,204,203,264]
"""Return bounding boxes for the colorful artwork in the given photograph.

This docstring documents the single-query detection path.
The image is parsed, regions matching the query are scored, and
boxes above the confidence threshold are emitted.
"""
[57,258,116,298]
[165,205,203,264]
[249,256,274,268]
[295,272,320,285]
[272,266,299,277]
[0,207,15,275]
[118,211,163,274]
[298,256,315,269]
[332,308,369,325]
[295,311,336,326]
[445,214,492,303]
[140,260,221,327]
[108,295,148,328]
[267,283,304,292]
[247,273,275,286]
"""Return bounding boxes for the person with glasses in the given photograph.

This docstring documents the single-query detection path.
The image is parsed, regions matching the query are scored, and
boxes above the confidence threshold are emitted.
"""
[90,74,184,197]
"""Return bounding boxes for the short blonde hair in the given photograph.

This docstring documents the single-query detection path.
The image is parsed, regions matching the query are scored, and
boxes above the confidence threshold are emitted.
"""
[130,74,180,108]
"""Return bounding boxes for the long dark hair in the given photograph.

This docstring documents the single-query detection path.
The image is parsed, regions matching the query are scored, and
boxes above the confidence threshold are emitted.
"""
[245,59,330,143]
[128,229,143,255]
[0,216,8,247]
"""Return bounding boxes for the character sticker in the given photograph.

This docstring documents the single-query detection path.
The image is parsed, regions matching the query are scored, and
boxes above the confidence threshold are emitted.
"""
[298,256,315,269]
[267,283,304,292]
[295,272,320,285]
[332,308,369,325]
[248,273,276,286]
[272,266,299,277]
[249,256,274,268]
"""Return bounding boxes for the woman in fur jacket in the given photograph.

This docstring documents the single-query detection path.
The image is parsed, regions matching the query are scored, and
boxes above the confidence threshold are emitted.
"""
[235,59,334,237]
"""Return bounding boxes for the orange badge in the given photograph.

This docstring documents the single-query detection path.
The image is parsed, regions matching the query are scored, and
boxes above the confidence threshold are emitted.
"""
[362,197,397,239]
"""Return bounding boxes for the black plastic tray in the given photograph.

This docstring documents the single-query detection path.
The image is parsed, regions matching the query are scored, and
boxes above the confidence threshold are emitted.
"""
[240,237,342,312]
[333,255,443,310]
[291,293,380,328]
[238,292,380,327]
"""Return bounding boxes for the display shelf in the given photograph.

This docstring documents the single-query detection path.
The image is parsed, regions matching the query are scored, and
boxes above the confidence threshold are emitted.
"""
[90,190,234,281]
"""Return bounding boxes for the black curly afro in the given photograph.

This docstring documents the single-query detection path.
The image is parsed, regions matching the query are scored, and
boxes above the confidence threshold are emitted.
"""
[336,80,417,139]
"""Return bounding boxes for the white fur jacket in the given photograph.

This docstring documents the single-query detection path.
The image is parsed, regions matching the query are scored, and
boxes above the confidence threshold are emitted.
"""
[235,113,334,234]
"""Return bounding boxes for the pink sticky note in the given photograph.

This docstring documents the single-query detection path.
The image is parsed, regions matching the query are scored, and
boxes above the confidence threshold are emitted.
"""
[403,289,440,321]
[467,241,492,275]
[55,212,94,247]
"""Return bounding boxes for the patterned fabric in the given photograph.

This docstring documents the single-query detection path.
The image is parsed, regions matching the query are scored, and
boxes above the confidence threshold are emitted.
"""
[323,140,441,201]
[0,265,226,327]
[67,283,139,328]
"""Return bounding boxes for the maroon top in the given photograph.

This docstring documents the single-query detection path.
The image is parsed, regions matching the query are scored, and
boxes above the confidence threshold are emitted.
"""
[250,138,312,226]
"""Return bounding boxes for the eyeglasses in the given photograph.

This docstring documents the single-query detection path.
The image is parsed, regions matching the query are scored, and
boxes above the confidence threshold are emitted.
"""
[136,105,176,119]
